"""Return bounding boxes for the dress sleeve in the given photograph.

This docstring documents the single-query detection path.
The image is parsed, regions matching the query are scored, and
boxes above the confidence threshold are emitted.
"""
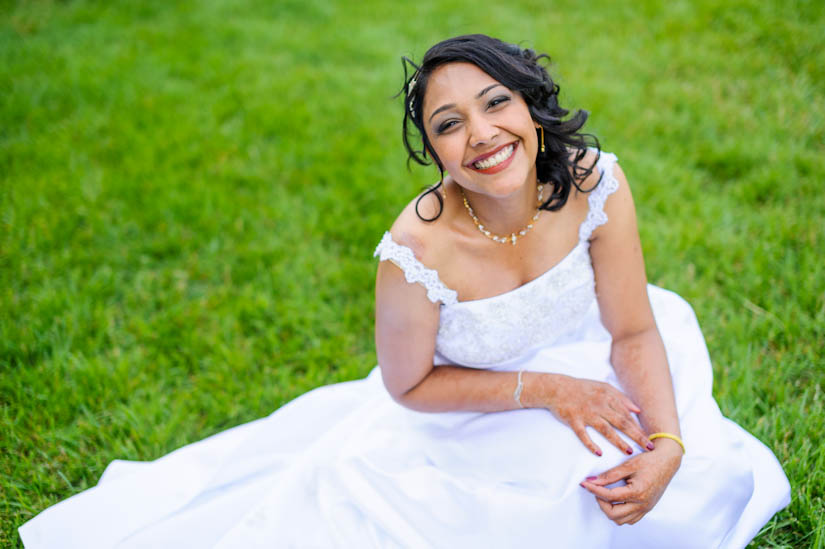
[374,232,459,306]
[578,152,620,242]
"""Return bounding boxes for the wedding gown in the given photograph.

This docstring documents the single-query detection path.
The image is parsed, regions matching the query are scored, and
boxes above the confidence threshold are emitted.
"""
[19,152,790,548]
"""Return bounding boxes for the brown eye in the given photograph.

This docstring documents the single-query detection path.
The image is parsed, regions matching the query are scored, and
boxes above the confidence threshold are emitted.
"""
[488,96,511,108]
[436,120,459,134]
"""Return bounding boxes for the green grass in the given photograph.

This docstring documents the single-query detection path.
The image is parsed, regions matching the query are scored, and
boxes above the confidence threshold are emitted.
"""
[1,0,823,546]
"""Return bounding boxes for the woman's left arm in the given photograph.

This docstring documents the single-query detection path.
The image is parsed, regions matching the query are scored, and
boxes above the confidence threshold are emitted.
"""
[580,161,684,525]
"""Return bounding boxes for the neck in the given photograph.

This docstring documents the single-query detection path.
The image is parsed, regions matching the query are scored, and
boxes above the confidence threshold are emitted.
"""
[462,179,540,235]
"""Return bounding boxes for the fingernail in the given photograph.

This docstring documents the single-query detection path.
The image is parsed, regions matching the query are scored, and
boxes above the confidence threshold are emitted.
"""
[646,442,655,451]
[625,448,633,455]
[595,449,602,457]
[586,476,598,481]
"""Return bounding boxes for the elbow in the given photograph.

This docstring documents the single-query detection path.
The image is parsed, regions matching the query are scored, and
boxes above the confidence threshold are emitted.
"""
[392,391,429,412]
[380,366,435,412]
[610,323,660,347]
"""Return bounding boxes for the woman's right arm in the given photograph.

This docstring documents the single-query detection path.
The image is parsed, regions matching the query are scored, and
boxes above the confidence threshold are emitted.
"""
[375,258,654,455]
[375,257,521,412]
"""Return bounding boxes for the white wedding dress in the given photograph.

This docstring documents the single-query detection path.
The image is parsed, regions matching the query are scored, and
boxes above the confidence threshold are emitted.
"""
[20,153,790,548]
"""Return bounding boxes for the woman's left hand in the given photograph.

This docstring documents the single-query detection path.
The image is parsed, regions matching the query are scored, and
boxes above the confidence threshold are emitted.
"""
[579,438,683,525]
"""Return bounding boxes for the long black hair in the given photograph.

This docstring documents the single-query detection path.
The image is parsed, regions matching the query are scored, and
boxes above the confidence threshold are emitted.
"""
[400,34,601,221]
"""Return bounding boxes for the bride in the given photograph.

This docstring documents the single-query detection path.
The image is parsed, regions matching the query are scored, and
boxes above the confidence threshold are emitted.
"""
[20,34,789,548]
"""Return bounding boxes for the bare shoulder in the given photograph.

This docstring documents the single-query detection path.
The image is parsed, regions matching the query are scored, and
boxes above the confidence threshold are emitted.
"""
[387,182,457,268]
[375,184,452,333]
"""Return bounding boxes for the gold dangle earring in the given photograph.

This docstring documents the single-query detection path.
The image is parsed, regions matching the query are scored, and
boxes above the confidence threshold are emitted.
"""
[539,126,546,154]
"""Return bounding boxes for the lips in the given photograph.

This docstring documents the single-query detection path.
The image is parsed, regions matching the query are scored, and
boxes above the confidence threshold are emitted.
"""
[466,141,518,174]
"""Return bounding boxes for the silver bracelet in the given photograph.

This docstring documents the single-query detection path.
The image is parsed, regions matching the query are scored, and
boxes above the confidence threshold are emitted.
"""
[513,370,525,408]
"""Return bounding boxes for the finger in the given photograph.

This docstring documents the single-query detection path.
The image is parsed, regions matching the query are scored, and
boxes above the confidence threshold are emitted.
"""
[622,395,641,414]
[572,422,603,456]
[581,481,636,503]
[594,498,638,523]
[595,419,634,455]
[625,511,646,525]
[612,503,641,523]
[595,496,613,517]
[608,411,654,452]
[590,461,634,485]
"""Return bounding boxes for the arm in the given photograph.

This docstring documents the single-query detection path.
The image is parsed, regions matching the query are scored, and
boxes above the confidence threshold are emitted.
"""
[375,255,524,413]
[375,233,652,454]
[580,162,684,524]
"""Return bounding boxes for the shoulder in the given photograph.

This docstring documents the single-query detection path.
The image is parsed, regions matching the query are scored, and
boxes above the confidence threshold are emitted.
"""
[578,148,632,207]
[590,153,637,241]
[598,152,632,208]
[385,180,460,269]
[558,147,607,216]
[374,179,463,306]
[576,148,625,192]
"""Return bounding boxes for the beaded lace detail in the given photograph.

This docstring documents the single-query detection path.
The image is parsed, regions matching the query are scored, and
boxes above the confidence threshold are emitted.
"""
[435,243,595,366]
[375,152,620,366]
[374,232,459,306]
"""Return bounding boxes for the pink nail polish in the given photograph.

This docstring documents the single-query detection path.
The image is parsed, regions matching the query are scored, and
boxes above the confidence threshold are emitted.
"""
[626,448,633,455]
[595,449,602,457]
[646,442,655,451]
[586,476,598,481]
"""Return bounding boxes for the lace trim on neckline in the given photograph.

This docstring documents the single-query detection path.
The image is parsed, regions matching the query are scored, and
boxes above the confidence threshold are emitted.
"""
[373,151,619,308]
[374,232,459,306]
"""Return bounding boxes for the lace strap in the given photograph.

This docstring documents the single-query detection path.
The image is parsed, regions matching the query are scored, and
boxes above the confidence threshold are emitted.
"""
[373,232,459,306]
[578,152,620,241]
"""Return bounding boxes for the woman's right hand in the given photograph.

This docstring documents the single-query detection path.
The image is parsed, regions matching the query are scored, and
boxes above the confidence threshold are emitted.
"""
[525,373,654,456]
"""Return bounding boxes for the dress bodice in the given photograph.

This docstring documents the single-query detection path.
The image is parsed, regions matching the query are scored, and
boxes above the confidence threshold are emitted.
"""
[375,152,619,368]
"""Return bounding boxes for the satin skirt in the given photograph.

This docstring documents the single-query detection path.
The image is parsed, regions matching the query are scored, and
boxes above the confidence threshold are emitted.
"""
[19,286,790,548]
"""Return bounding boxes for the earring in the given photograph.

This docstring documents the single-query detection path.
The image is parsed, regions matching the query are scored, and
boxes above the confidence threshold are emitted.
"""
[539,126,546,154]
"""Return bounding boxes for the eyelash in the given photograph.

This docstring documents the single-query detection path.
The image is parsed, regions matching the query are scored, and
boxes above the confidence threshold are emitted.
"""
[488,95,510,108]
[435,95,511,134]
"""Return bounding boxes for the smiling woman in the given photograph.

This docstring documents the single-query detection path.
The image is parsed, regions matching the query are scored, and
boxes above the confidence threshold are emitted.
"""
[19,34,791,548]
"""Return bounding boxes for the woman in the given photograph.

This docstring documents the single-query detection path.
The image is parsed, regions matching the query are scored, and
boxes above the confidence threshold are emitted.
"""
[20,35,789,548]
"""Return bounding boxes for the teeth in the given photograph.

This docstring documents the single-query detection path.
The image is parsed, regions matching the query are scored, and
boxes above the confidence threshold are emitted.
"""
[473,144,514,170]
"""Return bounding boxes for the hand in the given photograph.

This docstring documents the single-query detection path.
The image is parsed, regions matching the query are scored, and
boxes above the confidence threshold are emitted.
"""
[579,438,683,525]
[531,374,654,456]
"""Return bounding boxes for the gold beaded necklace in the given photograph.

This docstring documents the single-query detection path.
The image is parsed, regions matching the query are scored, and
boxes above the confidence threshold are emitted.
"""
[460,185,544,245]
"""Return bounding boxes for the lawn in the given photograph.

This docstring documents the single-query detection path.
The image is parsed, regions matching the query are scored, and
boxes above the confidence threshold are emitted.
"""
[1,0,823,546]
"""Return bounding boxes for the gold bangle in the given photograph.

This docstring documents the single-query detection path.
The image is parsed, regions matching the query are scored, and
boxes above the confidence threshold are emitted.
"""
[648,432,686,454]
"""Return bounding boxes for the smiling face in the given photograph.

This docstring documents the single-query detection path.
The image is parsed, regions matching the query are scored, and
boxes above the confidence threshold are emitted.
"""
[422,62,540,198]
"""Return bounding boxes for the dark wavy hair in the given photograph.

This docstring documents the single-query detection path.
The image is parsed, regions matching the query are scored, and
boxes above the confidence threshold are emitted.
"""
[400,34,601,221]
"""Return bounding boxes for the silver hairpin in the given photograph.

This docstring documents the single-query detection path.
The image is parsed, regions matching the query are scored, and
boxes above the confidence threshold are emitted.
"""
[407,73,419,118]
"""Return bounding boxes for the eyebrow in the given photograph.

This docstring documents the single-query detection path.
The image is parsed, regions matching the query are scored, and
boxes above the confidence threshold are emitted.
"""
[428,84,504,123]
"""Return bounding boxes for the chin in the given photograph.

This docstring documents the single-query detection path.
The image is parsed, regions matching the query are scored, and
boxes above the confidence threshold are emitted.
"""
[465,171,534,198]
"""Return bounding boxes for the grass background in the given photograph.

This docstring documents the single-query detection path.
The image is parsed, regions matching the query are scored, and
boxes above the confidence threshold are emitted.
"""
[1,0,823,546]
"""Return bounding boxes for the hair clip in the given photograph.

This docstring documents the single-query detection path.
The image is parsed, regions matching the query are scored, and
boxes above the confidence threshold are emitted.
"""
[401,57,422,120]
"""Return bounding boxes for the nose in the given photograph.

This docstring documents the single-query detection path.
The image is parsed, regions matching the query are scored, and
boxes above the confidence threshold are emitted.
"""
[468,114,498,148]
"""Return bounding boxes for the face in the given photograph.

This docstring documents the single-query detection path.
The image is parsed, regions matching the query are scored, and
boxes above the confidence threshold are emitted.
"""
[422,62,539,198]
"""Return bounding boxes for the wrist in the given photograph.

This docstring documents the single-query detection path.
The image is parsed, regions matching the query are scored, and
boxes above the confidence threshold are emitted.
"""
[652,437,684,466]
[519,372,564,409]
